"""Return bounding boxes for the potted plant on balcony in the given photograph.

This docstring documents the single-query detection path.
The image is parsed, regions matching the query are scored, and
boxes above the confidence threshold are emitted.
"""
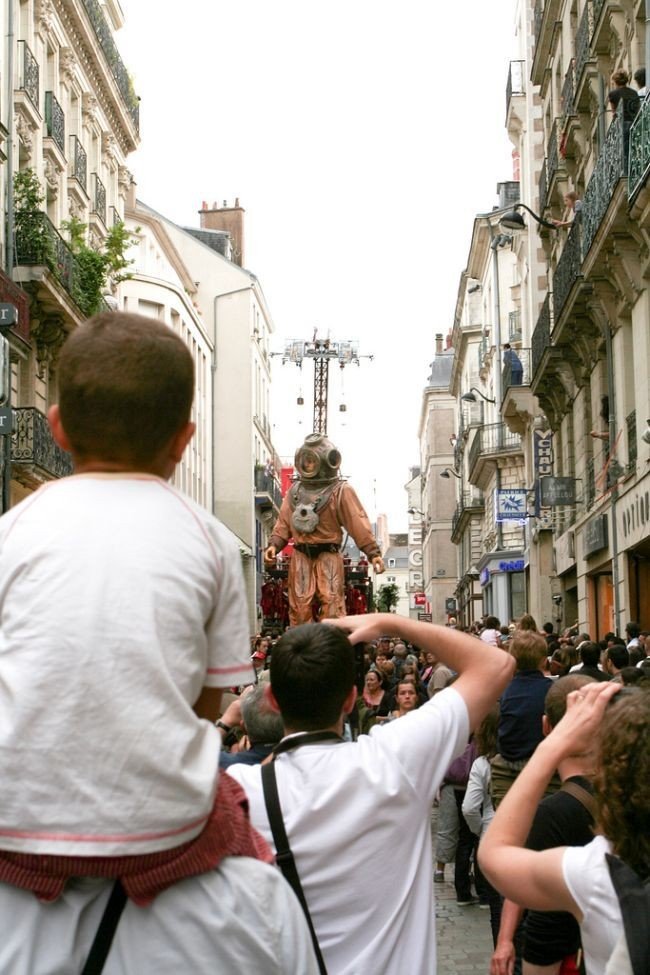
[62,216,136,317]
[13,169,54,269]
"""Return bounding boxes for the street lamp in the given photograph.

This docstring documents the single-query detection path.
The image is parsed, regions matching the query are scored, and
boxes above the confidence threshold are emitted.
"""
[407,506,425,516]
[461,387,496,405]
[439,468,461,480]
[500,203,558,232]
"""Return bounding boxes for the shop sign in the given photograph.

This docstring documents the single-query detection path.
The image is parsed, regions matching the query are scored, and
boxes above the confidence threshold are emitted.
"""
[495,488,528,523]
[583,514,608,558]
[480,567,490,587]
[539,476,577,507]
[534,430,554,527]
[414,592,427,606]
[498,558,525,572]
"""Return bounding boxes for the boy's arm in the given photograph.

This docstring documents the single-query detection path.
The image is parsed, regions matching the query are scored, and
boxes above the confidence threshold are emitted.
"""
[194,687,224,723]
[489,899,523,975]
[329,614,515,730]
[479,680,620,913]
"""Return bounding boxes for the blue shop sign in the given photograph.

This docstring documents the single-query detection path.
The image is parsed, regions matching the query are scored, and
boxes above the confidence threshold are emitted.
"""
[498,559,525,572]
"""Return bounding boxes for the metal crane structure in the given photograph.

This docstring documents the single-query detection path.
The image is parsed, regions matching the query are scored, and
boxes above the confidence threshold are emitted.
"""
[277,332,372,434]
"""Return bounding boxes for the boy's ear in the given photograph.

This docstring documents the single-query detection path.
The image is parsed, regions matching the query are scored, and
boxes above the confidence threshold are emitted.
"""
[48,405,72,452]
[169,421,195,463]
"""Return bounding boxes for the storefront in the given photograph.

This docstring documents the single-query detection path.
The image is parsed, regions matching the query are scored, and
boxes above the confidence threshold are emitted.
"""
[478,552,526,625]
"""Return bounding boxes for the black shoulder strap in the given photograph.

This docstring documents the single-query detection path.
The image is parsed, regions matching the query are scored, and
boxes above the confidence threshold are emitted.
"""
[606,854,650,975]
[81,879,127,975]
[261,761,328,975]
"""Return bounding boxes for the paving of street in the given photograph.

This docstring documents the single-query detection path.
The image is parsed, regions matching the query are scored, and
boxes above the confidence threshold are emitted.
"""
[435,873,494,974]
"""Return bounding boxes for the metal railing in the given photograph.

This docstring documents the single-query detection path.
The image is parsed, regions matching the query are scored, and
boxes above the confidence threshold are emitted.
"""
[585,457,596,510]
[561,60,576,121]
[533,0,544,52]
[478,336,490,370]
[254,468,283,510]
[539,157,549,213]
[627,410,637,470]
[70,135,87,191]
[506,60,525,119]
[469,422,522,473]
[628,93,650,202]
[91,173,107,224]
[18,41,39,109]
[531,294,552,382]
[12,407,74,479]
[552,219,582,324]
[44,92,65,154]
[575,3,593,88]
[14,211,78,296]
[508,309,522,341]
[502,348,532,395]
[582,111,628,258]
[593,0,605,25]
[109,205,122,226]
[81,0,140,133]
[547,119,561,186]
[451,492,485,541]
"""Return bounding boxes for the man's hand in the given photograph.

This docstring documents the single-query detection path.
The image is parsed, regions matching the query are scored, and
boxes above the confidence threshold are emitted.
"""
[327,613,396,644]
[219,696,244,730]
[264,544,277,565]
[371,555,385,574]
[490,941,515,975]
[545,679,621,760]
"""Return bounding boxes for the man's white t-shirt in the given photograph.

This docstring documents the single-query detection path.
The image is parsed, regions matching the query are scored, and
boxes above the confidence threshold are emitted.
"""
[228,686,469,975]
[0,474,254,856]
[0,858,319,975]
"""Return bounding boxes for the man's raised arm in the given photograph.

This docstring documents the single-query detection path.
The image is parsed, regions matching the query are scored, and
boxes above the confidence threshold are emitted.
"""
[329,614,515,730]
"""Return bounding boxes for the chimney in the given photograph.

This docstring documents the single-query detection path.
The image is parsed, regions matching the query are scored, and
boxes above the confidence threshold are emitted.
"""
[446,330,453,350]
[435,333,443,356]
[198,199,246,266]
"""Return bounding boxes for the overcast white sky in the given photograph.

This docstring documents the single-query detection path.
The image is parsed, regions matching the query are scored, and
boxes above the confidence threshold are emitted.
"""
[118,1,517,531]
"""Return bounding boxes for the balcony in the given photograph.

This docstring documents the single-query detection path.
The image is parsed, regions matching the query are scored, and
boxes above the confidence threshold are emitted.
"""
[70,135,88,192]
[11,407,73,487]
[629,94,650,204]
[451,492,485,544]
[582,108,628,259]
[81,0,140,134]
[468,422,523,490]
[91,173,107,225]
[626,410,637,472]
[561,60,576,121]
[508,309,522,343]
[254,466,282,514]
[539,158,549,213]
[546,119,563,190]
[501,349,536,436]
[502,347,532,394]
[506,60,525,126]
[532,0,562,85]
[44,92,65,156]
[575,3,594,92]
[552,219,583,325]
[531,294,552,385]
[17,41,39,111]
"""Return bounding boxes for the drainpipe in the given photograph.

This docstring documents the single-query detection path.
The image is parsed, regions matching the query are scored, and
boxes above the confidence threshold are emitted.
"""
[603,321,622,636]
[488,220,504,550]
[5,0,15,275]
[211,284,254,515]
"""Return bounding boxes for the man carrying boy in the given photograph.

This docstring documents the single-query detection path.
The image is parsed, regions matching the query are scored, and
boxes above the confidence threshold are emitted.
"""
[0,312,318,972]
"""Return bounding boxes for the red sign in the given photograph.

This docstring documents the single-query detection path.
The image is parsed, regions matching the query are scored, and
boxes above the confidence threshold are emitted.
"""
[413,592,427,606]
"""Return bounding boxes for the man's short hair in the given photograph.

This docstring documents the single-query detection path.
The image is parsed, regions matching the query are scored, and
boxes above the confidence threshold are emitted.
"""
[634,67,646,88]
[606,644,629,671]
[579,641,601,667]
[625,621,640,639]
[270,623,355,731]
[544,674,594,728]
[58,312,194,467]
[509,630,548,671]
[240,685,284,745]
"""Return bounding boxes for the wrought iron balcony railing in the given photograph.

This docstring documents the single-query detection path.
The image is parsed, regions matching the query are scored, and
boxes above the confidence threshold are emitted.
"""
[12,407,74,479]
[81,0,140,133]
[91,173,107,224]
[478,335,490,370]
[14,211,77,296]
[70,135,87,191]
[44,91,65,155]
[508,309,522,342]
[626,410,637,470]
[506,60,525,119]
[468,422,523,473]
[552,219,582,324]
[585,457,596,510]
[582,111,628,258]
[539,157,549,213]
[451,492,485,542]
[575,2,593,88]
[533,0,544,52]
[561,61,576,121]
[547,119,561,186]
[18,41,39,110]
[502,348,532,395]
[628,93,650,203]
[109,205,122,226]
[593,0,605,25]
[531,294,552,382]
[254,467,283,510]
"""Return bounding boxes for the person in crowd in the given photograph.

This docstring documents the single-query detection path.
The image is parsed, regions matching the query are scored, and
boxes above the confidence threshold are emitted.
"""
[517,614,539,633]
[228,613,514,974]
[634,66,647,97]
[357,668,390,733]
[551,190,583,228]
[481,616,503,647]
[625,620,641,650]
[435,736,479,906]
[542,621,559,644]
[572,641,610,682]
[424,649,455,697]
[218,685,284,768]
[480,681,648,975]
[549,646,573,678]
[0,311,318,973]
[607,69,641,122]
[462,705,501,939]
[503,344,523,385]
[388,679,421,720]
[489,675,597,975]
[491,631,554,808]
[603,643,630,683]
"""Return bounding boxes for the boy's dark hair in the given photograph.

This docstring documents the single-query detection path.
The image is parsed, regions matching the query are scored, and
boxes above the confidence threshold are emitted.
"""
[625,621,640,639]
[270,623,355,731]
[484,615,500,630]
[606,644,630,671]
[579,641,601,667]
[542,622,554,635]
[544,674,594,728]
[509,630,548,671]
[58,312,194,467]
[634,67,646,88]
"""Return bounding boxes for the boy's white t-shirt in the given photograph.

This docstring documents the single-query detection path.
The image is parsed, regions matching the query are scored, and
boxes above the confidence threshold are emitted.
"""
[0,474,254,856]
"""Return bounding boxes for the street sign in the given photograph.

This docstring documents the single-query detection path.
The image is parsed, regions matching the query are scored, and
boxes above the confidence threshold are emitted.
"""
[0,407,13,435]
[539,476,577,507]
[417,612,432,622]
[495,488,528,523]
[0,304,18,328]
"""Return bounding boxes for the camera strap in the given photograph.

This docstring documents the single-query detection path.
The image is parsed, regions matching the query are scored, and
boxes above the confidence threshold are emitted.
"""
[81,879,127,975]
[262,732,342,974]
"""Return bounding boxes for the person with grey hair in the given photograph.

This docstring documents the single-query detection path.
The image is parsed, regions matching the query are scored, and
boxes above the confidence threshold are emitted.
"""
[218,686,284,769]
